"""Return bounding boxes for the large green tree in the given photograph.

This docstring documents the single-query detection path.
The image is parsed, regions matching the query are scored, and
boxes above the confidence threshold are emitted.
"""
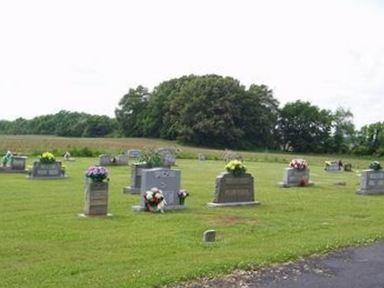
[278,101,333,152]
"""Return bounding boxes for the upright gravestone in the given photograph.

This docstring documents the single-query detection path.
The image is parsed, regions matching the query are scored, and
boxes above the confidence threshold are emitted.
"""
[127,149,142,159]
[29,161,66,179]
[357,169,384,195]
[198,153,206,161]
[0,155,28,173]
[281,168,312,187]
[325,161,342,172]
[84,181,109,216]
[132,167,185,211]
[99,154,111,166]
[10,156,27,171]
[344,163,352,172]
[207,172,259,207]
[115,154,129,165]
[123,163,148,194]
[157,148,176,167]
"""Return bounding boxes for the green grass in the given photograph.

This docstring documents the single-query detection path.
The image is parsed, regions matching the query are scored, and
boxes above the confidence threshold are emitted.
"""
[1,156,384,287]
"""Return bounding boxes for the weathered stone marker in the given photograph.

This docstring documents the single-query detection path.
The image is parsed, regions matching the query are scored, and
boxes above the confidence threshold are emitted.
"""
[127,149,142,159]
[357,169,384,195]
[123,163,148,194]
[157,148,176,167]
[84,181,109,216]
[203,230,216,242]
[207,172,259,207]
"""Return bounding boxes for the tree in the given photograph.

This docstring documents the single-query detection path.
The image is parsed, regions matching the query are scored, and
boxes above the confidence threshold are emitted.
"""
[331,107,355,153]
[278,101,333,153]
[115,86,150,136]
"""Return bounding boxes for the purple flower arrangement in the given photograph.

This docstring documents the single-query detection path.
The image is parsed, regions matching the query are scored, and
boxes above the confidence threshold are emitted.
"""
[85,166,109,182]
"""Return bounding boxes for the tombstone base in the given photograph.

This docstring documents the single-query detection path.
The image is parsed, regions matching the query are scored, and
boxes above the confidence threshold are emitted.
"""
[357,188,384,195]
[27,175,68,180]
[279,181,314,188]
[123,186,140,194]
[207,201,260,208]
[132,204,186,212]
[0,167,28,174]
[78,213,113,218]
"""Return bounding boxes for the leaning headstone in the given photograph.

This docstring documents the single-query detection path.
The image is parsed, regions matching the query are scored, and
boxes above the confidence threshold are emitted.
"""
[203,230,216,243]
[207,172,259,207]
[115,154,129,165]
[123,163,148,194]
[157,148,176,167]
[357,169,384,195]
[127,149,142,159]
[132,167,186,211]
[99,154,111,166]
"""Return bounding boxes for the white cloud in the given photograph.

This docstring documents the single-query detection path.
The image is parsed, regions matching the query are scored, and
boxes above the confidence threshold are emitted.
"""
[0,0,383,128]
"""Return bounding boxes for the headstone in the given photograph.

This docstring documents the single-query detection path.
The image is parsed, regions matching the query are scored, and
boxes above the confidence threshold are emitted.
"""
[115,154,129,165]
[127,149,142,159]
[198,153,206,161]
[0,155,28,173]
[157,148,176,167]
[281,167,313,187]
[99,154,111,166]
[123,163,148,194]
[203,230,216,243]
[84,181,109,216]
[207,172,259,207]
[325,161,342,172]
[344,163,352,172]
[132,167,185,211]
[29,161,66,179]
[357,169,384,195]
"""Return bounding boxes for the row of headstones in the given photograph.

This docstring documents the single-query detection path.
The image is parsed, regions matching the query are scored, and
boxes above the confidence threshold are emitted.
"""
[99,149,142,166]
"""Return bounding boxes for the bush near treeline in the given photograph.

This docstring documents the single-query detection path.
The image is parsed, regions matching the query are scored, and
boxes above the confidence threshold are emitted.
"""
[1,74,384,156]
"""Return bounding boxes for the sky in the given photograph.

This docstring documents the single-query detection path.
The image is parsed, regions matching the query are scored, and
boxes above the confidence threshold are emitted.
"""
[0,0,383,128]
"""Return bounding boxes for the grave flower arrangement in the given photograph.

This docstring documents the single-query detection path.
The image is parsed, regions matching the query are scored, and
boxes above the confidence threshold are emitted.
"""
[144,187,166,213]
[177,190,189,205]
[369,161,382,171]
[40,152,56,164]
[85,166,109,182]
[289,159,308,171]
[225,160,247,176]
[136,149,163,168]
[1,151,13,166]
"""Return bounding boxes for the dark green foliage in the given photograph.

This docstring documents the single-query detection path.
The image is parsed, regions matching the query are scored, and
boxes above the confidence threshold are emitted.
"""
[136,149,163,168]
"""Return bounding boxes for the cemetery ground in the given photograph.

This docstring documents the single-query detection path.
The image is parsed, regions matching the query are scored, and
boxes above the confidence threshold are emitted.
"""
[1,147,384,287]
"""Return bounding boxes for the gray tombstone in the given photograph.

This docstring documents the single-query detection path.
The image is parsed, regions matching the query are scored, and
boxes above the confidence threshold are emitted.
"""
[123,163,148,194]
[99,154,111,166]
[325,161,341,172]
[127,149,142,159]
[10,156,27,170]
[132,167,185,211]
[157,148,176,167]
[29,161,66,179]
[203,230,216,242]
[84,181,109,216]
[207,172,259,207]
[281,167,313,187]
[198,153,206,161]
[357,169,384,195]
[116,154,129,165]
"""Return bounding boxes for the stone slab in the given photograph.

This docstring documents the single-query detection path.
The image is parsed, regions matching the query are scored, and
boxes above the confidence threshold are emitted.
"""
[207,201,260,207]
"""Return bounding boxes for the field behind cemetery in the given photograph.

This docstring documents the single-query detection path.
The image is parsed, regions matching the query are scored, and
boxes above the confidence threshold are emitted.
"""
[1,136,384,287]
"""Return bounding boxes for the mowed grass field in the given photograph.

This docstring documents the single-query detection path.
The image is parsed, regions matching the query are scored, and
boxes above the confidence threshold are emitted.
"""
[1,136,383,287]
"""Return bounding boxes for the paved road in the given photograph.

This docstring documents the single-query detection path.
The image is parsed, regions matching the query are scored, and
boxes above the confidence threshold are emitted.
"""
[175,242,384,288]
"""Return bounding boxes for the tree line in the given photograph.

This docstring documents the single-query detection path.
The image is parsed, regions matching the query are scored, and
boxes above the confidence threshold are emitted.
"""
[1,74,383,156]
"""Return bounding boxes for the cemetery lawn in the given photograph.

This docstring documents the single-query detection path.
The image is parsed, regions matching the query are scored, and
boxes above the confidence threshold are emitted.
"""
[1,157,384,288]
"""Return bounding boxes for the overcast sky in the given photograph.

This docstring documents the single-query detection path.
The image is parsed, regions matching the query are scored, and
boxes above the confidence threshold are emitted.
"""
[0,0,383,128]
